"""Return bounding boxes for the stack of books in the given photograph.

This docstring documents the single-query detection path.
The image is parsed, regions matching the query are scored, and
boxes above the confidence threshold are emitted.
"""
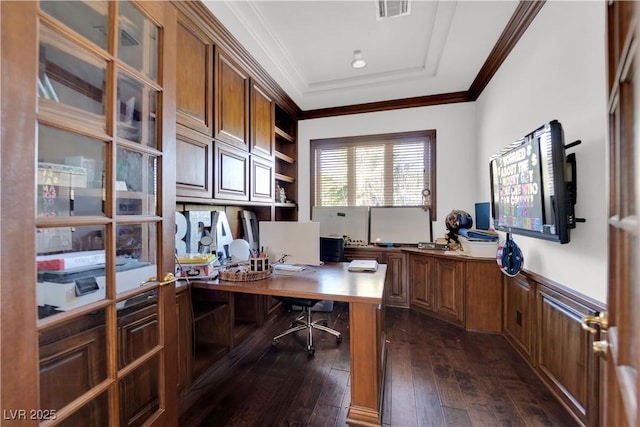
[458,228,499,242]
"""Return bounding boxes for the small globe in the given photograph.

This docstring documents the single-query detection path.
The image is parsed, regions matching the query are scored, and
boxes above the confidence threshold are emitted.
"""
[445,210,473,234]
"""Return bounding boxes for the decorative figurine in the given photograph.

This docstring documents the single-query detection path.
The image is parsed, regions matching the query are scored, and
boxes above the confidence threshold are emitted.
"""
[276,184,286,203]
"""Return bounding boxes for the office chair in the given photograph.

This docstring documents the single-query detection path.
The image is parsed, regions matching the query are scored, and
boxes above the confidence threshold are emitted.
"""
[271,296,342,356]
[271,236,344,356]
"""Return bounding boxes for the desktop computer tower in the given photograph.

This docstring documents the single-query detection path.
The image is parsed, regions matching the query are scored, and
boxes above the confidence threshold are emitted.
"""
[320,236,345,262]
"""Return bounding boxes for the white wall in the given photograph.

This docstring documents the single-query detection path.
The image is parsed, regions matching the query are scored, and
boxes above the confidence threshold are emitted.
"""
[476,1,607,303]
[298,1,608,304]
[298,102,478,240]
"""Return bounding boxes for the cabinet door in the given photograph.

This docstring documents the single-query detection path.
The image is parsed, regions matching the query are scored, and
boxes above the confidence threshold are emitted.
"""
[176,125,213,198]
[250,155,274,202]
[250,81,274,159]
[465,260,503,333]
[383,252,408,308]
[214,141,249,201]
[176,17,213,134]
[503,275,534,360]
[215,48,249,150]
[409,255,435,312]
[434,258,464,324]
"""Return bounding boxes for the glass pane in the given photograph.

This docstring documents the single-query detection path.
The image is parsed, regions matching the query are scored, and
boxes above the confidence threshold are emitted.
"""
[356,145,384,205]
[116,148,158,215]
[54,391,110,427]
[37,225,106,318]
[40,1,109,50]
[116,223,158,295]
[317,147,348,206]
[39,309,107,410]
[117,290,158,369]
[393,143,424,205]
[38,125,107,217]
[119,354,160,426]
[39,24,107,127]
[118,0,158,81]
[117,72,158,147]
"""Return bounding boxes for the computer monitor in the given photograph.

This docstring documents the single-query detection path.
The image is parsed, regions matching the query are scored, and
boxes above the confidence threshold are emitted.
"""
[258,221,322,266]
[312,206,369,243]
[369,206,432,245]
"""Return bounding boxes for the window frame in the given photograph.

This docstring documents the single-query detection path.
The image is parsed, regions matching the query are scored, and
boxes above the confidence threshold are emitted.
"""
[310,130,437,220]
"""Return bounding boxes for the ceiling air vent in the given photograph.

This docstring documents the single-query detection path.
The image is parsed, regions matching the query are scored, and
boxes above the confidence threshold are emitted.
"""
[376,0,410,20]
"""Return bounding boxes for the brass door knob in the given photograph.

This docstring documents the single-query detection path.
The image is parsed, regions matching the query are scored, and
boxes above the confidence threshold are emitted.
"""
[140,273,177,287]
[593,340,608,358]
[581,312,608,334]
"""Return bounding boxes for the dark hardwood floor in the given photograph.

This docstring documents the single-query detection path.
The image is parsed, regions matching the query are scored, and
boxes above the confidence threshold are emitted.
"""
[179,302,579,427]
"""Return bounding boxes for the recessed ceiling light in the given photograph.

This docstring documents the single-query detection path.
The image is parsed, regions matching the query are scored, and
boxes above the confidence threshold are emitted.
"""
[351,50,367,69]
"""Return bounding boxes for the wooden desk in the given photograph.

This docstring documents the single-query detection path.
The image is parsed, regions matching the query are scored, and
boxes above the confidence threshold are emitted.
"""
[193,263,387,427]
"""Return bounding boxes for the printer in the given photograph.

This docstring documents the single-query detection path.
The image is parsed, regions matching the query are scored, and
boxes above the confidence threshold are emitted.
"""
[37,257,157,311]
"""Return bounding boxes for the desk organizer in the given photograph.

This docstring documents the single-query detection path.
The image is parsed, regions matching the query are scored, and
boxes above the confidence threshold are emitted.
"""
[250,256,269,272]
[219,266,271,282]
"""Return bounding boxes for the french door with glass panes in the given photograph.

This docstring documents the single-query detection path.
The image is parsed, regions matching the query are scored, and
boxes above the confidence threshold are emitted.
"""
[1,2,177,426]
[601,2,640,426]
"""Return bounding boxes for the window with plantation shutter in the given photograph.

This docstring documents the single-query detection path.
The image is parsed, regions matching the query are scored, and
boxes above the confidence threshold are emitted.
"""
[311,130,436,219]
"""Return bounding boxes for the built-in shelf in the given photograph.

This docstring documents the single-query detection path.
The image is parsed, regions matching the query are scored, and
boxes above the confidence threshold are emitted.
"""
[192,300,227,323]
[275,173,295,183]
[275,126,295,143]
[274,105,297,220]
[274,150,295,164]
[275,202,296,208]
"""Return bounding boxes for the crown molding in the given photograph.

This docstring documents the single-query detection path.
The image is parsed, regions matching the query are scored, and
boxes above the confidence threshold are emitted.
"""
[300,0,546,120]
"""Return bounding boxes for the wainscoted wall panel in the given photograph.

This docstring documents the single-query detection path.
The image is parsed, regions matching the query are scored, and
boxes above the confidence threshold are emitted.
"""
[536,285,598,425]
[503,271,605,427]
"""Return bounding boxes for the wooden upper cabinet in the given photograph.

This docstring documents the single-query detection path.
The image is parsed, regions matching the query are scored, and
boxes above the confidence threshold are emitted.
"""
[215,48,249,150]
[250,155,274,202]
[214,141,249,201]
[175,16,213,135]
[176,125,213,199]
[250,81,274,159]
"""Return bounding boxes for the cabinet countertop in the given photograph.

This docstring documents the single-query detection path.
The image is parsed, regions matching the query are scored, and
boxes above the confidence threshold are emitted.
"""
[346,245,497,262]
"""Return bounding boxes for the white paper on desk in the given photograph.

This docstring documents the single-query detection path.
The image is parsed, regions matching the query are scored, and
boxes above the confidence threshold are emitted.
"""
[348,259,378,272]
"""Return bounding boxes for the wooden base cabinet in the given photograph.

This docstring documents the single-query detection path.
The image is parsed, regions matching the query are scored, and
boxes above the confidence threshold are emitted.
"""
[345,247,408,308]
[465,260,503,333]
[407,251,503,332]
[409,254,464,326]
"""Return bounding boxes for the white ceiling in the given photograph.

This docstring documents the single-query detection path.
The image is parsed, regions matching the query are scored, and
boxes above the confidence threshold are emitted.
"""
[203,0,520,111]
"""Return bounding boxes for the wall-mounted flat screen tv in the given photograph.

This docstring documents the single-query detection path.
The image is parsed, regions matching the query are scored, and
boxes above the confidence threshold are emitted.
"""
[489,120,576,244]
